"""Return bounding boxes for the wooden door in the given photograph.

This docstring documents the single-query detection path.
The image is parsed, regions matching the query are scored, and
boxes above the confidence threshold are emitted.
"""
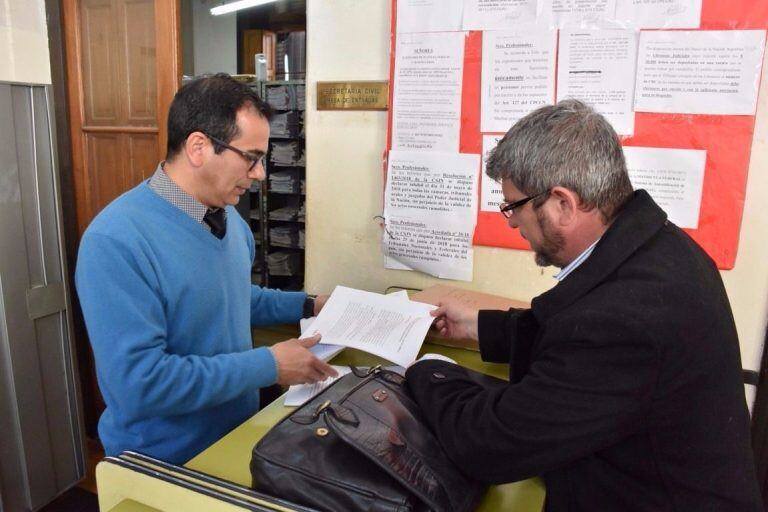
[242,29,264,75]
[61,0,181,432]
[63,0,181,236]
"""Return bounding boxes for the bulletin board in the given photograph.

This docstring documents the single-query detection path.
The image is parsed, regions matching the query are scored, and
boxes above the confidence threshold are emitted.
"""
[386,0,768,270]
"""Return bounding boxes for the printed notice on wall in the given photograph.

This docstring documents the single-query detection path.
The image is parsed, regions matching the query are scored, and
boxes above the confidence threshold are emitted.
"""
[463,0,538,30]
[392,32,465,152]
[481,30,557,133]
[480,135,504,212]
[540,0,617,28]
[557,30,639,135]
[384,151,480,281]
[635,30,767,115]
[623,146,706,229]
[614,0,701,29]
[397,0,464,33]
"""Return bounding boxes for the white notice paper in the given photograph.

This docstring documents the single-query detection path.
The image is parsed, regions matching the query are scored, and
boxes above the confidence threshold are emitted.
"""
[393,32,465,152]
[540,0,617,28]
[481,30,557,133]
[384,151,480,281]
[614,0,701,29]
[462,0,538,30]
[557,29,639,135]
[397,0,464,33]
[623,146,706,229]
[635,30,767,115]
[300,286,437,368]
[480,135,504,212]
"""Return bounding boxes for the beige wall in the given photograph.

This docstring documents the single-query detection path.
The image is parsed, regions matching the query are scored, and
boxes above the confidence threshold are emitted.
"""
[0,0,51,84]
[304,0,768,385]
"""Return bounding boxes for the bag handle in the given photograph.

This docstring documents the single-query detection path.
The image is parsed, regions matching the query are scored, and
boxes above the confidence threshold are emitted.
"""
[323,409,451,512]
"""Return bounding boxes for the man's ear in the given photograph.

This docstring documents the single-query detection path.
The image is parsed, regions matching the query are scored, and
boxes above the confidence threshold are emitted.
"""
[549,186,580,227]
[184,131,209,168]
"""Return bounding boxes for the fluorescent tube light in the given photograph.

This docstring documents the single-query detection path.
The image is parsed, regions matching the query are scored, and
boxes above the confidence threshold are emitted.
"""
[210,0,279,16]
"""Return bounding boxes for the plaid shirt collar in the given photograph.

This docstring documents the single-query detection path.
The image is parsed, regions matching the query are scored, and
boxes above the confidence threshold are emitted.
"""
[148,162,225,229]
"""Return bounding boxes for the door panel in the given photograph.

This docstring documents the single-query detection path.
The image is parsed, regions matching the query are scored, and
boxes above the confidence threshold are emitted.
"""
[127,134,159,183]
[123,0,157,125]
[86,132,124,212]
[81,0,121,125]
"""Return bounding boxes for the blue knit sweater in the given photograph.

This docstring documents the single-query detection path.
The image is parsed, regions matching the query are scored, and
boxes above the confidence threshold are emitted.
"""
[75,181,305,463]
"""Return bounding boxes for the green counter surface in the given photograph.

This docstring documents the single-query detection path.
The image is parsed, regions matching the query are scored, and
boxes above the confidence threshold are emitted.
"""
[185,343,545,511]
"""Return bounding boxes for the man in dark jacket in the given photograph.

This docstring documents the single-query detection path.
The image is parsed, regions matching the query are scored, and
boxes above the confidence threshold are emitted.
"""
[405,99,762,511]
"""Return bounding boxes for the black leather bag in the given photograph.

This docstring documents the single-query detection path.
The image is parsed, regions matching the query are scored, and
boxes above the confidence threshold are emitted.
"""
[250,365,487,512]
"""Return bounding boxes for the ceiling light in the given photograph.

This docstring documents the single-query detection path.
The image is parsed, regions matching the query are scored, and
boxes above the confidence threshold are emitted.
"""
[210,0,280,16]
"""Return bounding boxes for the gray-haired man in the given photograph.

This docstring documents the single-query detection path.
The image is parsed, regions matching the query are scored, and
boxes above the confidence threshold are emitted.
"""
[406,100,761,511]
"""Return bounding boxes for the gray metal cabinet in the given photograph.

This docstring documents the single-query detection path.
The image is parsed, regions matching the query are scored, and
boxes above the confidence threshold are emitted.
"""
[0,83,85,511]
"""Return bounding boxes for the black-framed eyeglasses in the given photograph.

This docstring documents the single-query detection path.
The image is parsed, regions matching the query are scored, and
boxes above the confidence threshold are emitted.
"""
[499,190,549,218]
[205,133,264,172]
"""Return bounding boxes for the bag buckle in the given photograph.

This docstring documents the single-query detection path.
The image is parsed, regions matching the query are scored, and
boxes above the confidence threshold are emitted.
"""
[366,364,382,375]
[315,400,332,415]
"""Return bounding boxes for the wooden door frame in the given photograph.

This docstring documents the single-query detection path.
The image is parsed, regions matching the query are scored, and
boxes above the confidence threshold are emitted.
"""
[61,0,182,236]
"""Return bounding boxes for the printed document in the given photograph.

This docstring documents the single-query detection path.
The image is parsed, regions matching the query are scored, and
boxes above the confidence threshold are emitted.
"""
[462,0,538,30]
[300,286,437,368]
[397,0,464,33]
[624,146,706,229]
[480,135,504,212]
[383,151,480,281]
[481,30,557,133]
[393,32,465,152]
[557,29,639,135]
[635,30,766,115]
[540,0,617,28]
[614,0,701,29]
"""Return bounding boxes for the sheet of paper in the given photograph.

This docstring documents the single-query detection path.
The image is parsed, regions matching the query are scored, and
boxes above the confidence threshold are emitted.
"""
[392,32,465,152]
[481,30,557,133]
[397,0,464,33]
[284,366,352,407]
[634,30,766,115]
[300,286,437,368]
[623,146,706,229]
[480,135,504,212]
[614,0,701,29]
[303,290,410,361]
[301,317,345,361]
[557,29,638,135]
[384,151,480,281]
[540,0,617,28]
[462,0,537,30]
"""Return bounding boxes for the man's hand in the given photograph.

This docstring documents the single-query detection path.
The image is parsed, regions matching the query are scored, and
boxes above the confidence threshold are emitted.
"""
[313,294,329,316]
[271,334,339,386]
[430,301,480,341]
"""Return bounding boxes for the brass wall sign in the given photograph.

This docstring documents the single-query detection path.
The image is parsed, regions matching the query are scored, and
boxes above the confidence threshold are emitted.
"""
[316,81,389,111]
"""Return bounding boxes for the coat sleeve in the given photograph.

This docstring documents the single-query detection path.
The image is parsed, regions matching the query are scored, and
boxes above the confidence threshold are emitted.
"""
[405,309,658,484]
[76,232,278,423]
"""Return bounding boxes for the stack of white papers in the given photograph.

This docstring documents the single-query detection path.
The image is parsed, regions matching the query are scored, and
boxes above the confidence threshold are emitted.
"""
[300,286,436,368]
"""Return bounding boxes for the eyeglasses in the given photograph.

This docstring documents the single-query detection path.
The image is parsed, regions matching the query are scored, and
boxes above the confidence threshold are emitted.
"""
[499,190,549,218]
[205,133,264,172]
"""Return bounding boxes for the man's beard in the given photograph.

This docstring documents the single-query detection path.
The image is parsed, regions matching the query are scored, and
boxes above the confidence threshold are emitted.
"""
[533,208,566,268]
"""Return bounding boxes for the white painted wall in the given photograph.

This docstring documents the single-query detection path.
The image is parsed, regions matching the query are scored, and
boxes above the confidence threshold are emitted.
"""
[305,0,768,383]
[190,0,237,76]
[0,0,50,84]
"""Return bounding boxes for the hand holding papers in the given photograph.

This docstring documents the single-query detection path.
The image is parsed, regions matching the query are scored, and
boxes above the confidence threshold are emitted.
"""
[285,366,352,406]
[299,286,437,368]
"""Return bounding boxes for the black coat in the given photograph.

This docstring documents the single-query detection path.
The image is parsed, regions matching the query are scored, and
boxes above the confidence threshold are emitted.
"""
[406,191,762,511]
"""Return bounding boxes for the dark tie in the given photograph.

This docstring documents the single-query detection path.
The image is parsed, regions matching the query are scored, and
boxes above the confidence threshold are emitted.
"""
[203,208,226,239]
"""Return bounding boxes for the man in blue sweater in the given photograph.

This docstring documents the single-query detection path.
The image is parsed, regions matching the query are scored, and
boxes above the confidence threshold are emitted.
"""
[76,74,337,464]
